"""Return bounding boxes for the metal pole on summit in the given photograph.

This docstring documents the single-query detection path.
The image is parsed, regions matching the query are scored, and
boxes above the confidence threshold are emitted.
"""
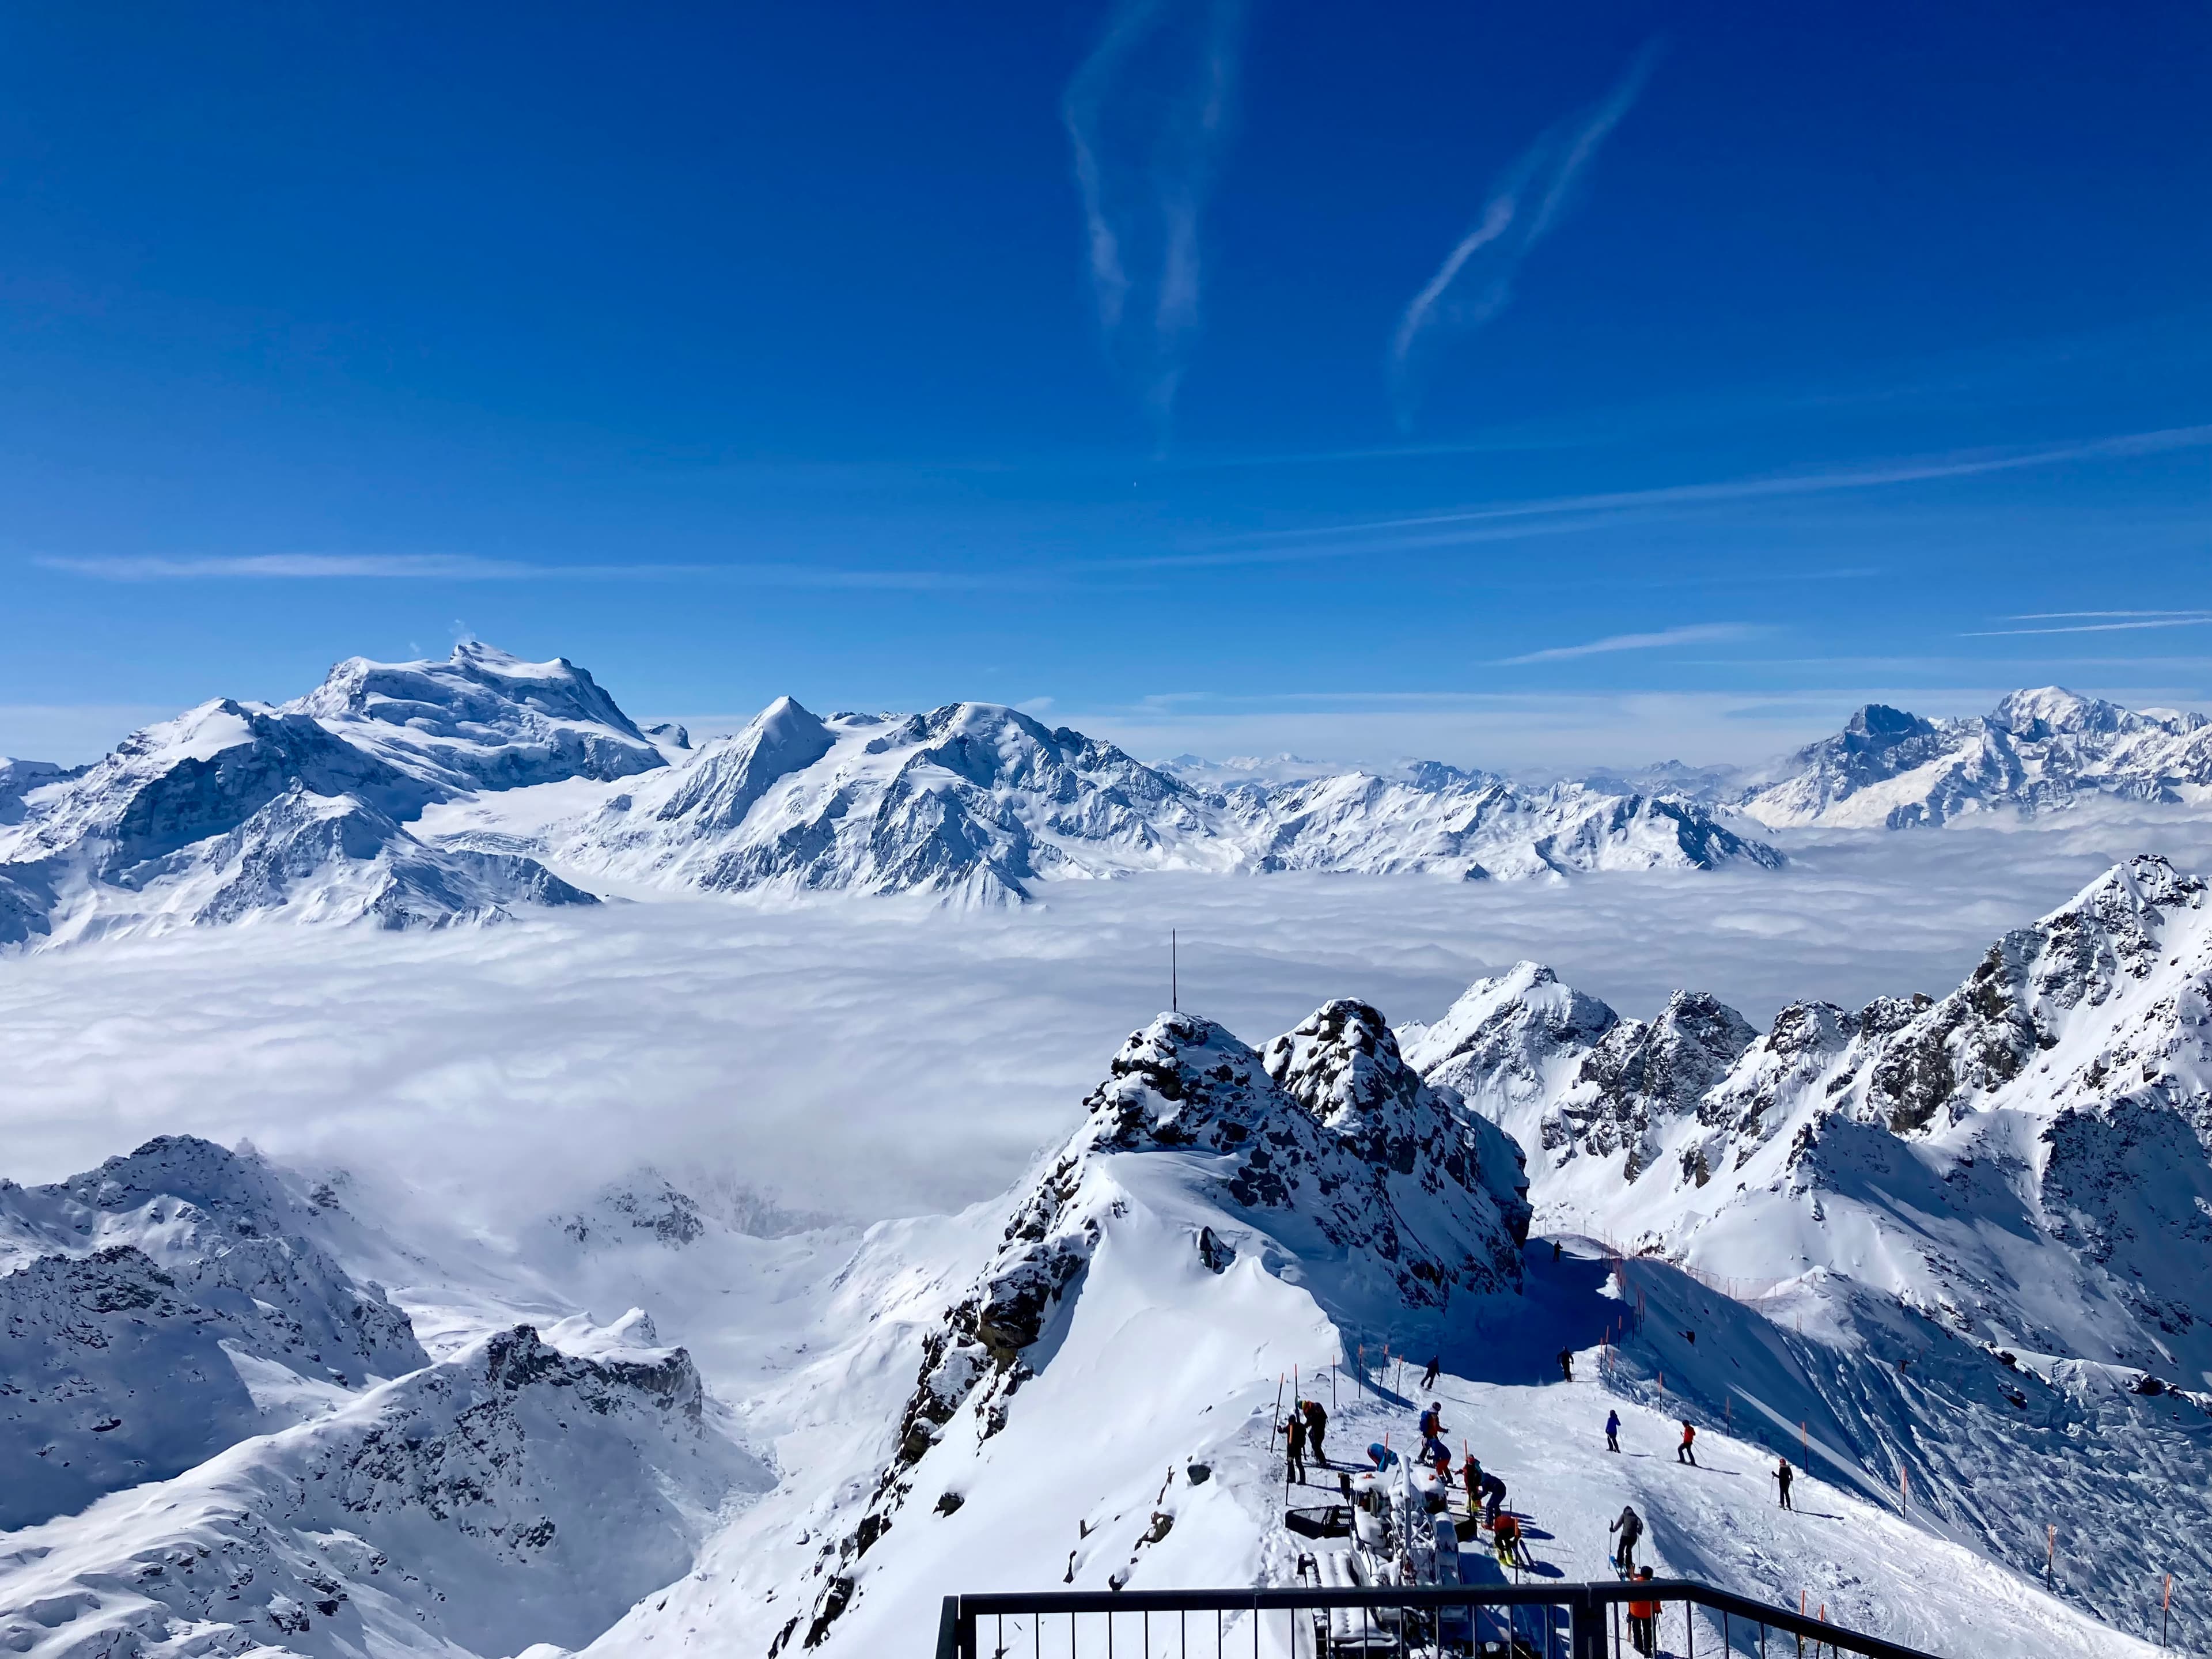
[1171,931,1177,1014]
[2047,1524,2056,1590]
[2161,1572,2173,1649]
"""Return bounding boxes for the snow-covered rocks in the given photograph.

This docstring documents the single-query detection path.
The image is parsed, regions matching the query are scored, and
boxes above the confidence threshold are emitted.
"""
[1,1136,427,1529]
[0,647,613,945]
[1739,687,2212,827]
[791,1002,1532,1647]
[544,698,1782,905]
[0,1324,763,1659]
[283,639,665,794]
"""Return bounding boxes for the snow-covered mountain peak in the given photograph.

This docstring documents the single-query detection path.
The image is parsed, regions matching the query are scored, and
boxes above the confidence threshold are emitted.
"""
[286,640,664,793]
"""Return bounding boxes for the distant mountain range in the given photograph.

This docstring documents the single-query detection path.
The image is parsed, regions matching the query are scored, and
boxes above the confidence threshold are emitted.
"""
[1,647,2205,944]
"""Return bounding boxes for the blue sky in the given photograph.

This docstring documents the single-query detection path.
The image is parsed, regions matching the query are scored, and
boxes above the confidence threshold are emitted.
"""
[1,1,2207,767]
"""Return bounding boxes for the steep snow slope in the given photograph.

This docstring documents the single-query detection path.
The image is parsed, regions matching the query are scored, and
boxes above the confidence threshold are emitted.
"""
[0,1323,764,1659]
[0,1138,429,1531]
[771,1003,1531,1649]
[1399,855,2212,1635]
[540,697,1780,905]
[1741,688,2212,827]
[582,1028,2164,1659]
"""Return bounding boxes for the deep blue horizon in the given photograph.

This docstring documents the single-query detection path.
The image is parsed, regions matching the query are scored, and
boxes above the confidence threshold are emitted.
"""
[1,1,2207,769]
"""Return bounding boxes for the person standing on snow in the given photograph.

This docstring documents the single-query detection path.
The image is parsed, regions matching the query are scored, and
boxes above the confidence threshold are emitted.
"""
[1605,1409,1622,1453]
[1776,1456,1794,1510]
[1627,1568,1659,1657]
[1460,1452,1482,1516]
[1279,1407,1307,1484]
[1609,1505,1643,1575]
[1492,1510,1529,1571]
[1419,1402,1448,1465]
[1558,1347,1575,1382]
[1676,1421,1697,1466]
[1421,1354,1441,1390]
[1301,1398,1328,1467]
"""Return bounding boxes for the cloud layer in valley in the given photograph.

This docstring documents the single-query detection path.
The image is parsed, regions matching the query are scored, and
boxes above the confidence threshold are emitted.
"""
[3,804,2210,1233]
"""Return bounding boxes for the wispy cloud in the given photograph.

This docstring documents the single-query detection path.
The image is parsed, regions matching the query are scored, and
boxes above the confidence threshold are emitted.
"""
[32,553,1016,592]
[1063,0,1246,440]
[1964,612,2212,638]
[1218,423,2212,556]
[1390,44,1658,430]
[1495,622,1758,665]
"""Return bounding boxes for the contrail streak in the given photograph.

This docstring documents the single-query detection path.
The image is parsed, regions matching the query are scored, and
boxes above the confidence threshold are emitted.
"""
[1391,44,1658,429]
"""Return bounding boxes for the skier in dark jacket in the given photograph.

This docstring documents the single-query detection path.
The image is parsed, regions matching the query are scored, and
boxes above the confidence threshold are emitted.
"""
[1421,1353,1441,1390]
[1609,1505,1643,1575]
[1558,1347,1575,1382]
[1478,1469,1508,1527]
[1605,1410,1621,1453]
[1460,1452,1482,1516]
[1279,1408,1307,1484]
[1301,1398,1328,1467]
[1777,1457,1794,1510]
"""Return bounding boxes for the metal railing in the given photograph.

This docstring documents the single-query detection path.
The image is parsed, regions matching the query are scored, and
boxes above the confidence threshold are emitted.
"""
[935,1580,1944,1659]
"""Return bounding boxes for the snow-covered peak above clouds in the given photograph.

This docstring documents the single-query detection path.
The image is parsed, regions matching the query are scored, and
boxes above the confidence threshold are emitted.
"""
[285,639,664,793]
[543,697,1781,905]
[1740,685,2212,827]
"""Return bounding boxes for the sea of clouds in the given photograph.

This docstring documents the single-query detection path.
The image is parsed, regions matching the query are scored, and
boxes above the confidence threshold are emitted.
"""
[4,801,2210,1235]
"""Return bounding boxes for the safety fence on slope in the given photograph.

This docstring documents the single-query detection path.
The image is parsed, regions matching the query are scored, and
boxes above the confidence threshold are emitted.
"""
[935,1580,1946,1659]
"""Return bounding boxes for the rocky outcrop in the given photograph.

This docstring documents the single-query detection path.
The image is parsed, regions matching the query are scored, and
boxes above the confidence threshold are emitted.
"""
[796,1001,1532,1647]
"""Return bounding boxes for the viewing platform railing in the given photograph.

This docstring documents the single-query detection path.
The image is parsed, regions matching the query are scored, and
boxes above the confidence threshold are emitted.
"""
[935,1580,1944,1659]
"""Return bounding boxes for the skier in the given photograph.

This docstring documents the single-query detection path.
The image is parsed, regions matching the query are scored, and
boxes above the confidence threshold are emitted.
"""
[1479,1469,1508,1528]
[1627,1568,1658,1657]
[1552,1240,1563,1263]
[1429,1444,1453,1481]
[1301,1397,1329,1467]
[1421,1353,1441,1391]
[1367,1441,1400,1471]
[1776,1456,1794,1510]
[1605,1409,1621,1453]
[1676,1421,1697,1466]
[1557,1347,1575,1382]
[1609,1505,1643,1576]
[1279,1406,1307,1484]
[1419,1402,1448,1465]
[1492,1510,1529,1571]
[1460,1452,1482,1516]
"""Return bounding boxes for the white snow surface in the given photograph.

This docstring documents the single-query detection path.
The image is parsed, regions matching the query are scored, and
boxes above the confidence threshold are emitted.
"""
[8,852,2212,1658]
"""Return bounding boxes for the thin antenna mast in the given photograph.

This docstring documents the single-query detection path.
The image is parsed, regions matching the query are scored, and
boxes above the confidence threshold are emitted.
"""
[1171,929,1178,1012]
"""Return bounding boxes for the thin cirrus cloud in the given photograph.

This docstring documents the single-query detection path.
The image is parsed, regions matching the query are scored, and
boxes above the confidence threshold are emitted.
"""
[31,552,1013,592]
[1964,609,2212,637]
[1389,43,1660,430]
[1062,0,1247,439]
[1494,622,1759,665]
[1209,423,2212,560]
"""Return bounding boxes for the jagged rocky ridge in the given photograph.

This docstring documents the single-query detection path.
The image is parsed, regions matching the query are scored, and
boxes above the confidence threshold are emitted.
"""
[0,1323,761,1659]
[0,1134,768,1659]
[0,1136,427,1531]
[539,696,1781,906]
[789,1001,1531,1649]
[1399,854,2212,1630]
[1728,686,2212,827]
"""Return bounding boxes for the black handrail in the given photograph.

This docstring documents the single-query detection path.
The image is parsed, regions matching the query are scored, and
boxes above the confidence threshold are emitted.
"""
[937,1578,1945,1659]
